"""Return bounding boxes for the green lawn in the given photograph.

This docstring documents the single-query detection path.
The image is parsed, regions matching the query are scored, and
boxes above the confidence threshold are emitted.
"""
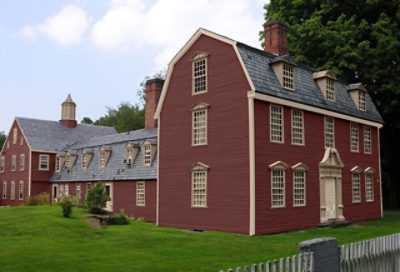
[0,206,399,272]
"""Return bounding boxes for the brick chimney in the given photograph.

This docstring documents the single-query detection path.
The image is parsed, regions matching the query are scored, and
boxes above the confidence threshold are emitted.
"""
[263,20,288,56]
[145,79,164,129]
[60,94,77,128]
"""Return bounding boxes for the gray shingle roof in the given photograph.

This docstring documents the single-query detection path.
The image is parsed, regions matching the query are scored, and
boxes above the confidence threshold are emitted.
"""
[50,128,157,182]
[17,117,117,152]
[236,43,384,124]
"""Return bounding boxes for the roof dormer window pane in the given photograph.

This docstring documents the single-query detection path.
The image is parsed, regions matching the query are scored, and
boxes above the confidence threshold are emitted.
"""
[359,91,366,111]
[326,78,335,101]
[283,64,294,90]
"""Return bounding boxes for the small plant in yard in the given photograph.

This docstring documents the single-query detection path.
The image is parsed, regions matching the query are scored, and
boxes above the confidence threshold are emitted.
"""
[85,182,110,214]
[102,209,130,225]
[26,192,50,205]
[59,195,74,218]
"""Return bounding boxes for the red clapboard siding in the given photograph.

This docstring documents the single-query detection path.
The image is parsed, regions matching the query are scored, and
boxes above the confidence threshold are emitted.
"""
[158,34,252,234]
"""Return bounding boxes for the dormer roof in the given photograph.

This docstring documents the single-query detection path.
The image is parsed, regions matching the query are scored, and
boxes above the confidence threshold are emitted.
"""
[313,70,337,80]
[347,83,367,92]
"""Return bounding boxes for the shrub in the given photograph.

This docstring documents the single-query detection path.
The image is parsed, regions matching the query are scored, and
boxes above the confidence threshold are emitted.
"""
[27,192,50,205]
[59,195,74,218]
[102,209,130,225]
[85,182,110,214]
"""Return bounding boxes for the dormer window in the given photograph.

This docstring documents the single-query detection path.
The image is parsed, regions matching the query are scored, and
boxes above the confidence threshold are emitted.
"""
[192,53,208,95]
[81,149,93,170]
[142,140,157,166]
[65,151,77,170]
[99,146,111,168]
[270,57,296,91]
[359,91,366,111]
[313,70,336,102]
[55,154,65,172]
[347,83,368,111]
[283,64,294,90]
[125,142,139,166]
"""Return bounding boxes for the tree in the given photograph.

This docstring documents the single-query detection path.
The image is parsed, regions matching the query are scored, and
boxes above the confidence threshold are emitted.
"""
[85,183,111,214]
[81,117,94,125]
[263,0,400,208]
[94,102,144,133]
[0,131,6,150]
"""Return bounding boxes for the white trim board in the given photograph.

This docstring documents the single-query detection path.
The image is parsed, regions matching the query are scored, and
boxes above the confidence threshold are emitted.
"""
[251,91,383,128]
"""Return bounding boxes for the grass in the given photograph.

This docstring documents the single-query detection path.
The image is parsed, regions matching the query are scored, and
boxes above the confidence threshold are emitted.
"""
[0,206,399,272]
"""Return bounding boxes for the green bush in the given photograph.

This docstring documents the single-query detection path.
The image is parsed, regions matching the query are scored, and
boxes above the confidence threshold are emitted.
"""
[59,195,74,218]
[26,192,50,205]
[85,183,110,214]
[102,209,130,225]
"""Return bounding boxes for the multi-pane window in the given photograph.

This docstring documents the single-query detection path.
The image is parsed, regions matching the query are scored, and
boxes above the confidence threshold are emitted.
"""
[19,154,25,171]
[326,79,335,101]
[193,57,207,94]
[324,116,335,148]
[76,184,81,200]
[13,128,17,144]
[39,154,49,171]
[56,156,61,172]
[65,155,71,169]
[359,91,366,111]
[365,172,374,202]
[192,109,207,146]
[283,64,294,90]
[64,184,69,196]
[10,181,15,200]
[364,126,372,154]
[192,171,207,207]
[293,171,306,206]
[136,181,145,206]
[82,153,88,169]
[292,109,304,145]
[2,181,6,199]
[11,155,16,171]
[144,145,151,166]
[100,151,106,168]
[270,105,283,143]
[271,169,285,208]
[86,183,92,197]
[352,172,361,203]
[350,122,359,152]
[0,156,4,172]
[19,181,24,200]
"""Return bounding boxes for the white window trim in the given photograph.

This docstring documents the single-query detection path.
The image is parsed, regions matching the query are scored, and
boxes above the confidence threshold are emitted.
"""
[2,181,7,199]
[11,155,16,172]
[76,184,81,200]
[39,154,50,171]
[291,109,304,146]
[282,64,295,90]
[365,169,374,202]
[269,161,289,208]
[364,126,372,154]
[270,104,284,144]
[0,156,5,173]
[143,145,151,166]
[19,180,24,200]
[10,181,15,200]
[19,154,25,171]
[293,170,306,207]
[136,181,145,207]
[359,91,366,111]
[350,122,359,153]
[192,54,208,95]
[190,162,209,208]
[324,116,335,148]
[13,128,17,144]
[351,167,361,203]
[191,104,209,146]
[325,78,336,102]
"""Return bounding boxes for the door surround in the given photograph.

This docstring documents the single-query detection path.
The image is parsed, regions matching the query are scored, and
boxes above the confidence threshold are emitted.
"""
[319,148,345,223]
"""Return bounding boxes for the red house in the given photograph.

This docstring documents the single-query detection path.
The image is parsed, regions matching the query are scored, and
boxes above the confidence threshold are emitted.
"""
[155,21,384,235]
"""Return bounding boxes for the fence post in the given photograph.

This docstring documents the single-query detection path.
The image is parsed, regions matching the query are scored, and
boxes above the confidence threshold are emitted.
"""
[299,237,340,272]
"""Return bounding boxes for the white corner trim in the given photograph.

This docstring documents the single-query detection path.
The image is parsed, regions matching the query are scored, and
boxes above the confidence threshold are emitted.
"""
[248,93,255,236]
[28,151,32,197]
[252,92,383,128]
[378,128,383,218]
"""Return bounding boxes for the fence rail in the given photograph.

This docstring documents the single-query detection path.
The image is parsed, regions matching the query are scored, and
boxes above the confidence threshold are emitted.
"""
[340,233,400,272]
[220,252,314,272]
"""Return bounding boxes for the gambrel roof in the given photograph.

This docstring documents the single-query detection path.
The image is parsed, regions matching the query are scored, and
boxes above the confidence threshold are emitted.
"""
[50,128,157,182]
[16,117,117,152]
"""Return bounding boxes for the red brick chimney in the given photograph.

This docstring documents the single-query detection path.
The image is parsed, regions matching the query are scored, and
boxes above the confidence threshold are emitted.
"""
[145,79,164,129]
[263,20,288,56]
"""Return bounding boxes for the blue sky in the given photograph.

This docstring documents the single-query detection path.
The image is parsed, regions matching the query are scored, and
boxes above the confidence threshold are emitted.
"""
[0,0,266,133]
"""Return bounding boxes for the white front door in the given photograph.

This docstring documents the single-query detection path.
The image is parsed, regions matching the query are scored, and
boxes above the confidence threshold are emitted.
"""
[325,178,337,220]
[105,183,113,212]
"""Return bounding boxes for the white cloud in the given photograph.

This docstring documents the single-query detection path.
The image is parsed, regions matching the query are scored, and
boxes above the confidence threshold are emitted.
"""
[91,0,265,68]
[21,4,91,45]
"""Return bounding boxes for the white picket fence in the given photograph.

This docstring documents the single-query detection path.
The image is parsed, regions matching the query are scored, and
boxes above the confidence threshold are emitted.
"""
[220,252,314,272]
[340,233,400,272]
